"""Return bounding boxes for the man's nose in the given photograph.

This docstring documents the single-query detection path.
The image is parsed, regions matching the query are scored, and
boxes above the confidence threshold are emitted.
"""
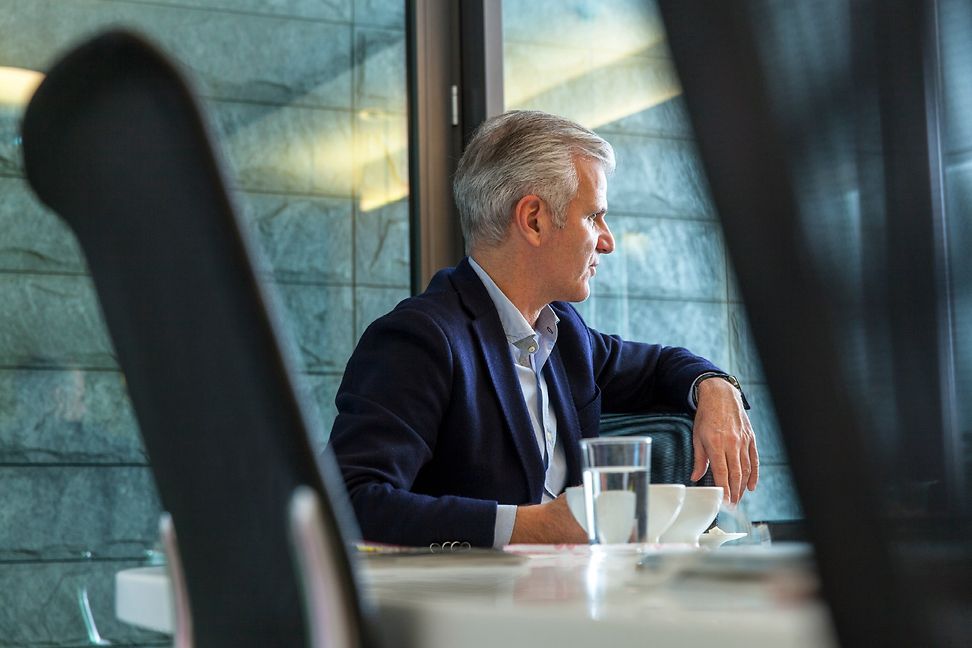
[596,221,615,254]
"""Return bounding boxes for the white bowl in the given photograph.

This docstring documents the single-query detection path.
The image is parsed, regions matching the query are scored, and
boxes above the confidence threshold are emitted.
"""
[592,490,636,544]
[570,484,687,545]
[566,486,639,543]
[659,486,724,546]
[565,485,588,533]
[647,484,686,543]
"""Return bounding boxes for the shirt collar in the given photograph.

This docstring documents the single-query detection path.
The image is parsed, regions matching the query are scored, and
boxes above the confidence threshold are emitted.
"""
[468,257,559,367]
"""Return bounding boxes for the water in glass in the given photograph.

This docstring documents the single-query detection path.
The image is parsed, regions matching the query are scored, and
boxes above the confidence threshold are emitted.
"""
[583,465,650,544]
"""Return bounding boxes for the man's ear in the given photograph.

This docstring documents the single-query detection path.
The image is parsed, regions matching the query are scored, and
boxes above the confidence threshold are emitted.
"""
[511,194,545,248]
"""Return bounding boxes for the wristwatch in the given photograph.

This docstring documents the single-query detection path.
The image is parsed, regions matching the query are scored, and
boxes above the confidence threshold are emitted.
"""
[693,372,748,409]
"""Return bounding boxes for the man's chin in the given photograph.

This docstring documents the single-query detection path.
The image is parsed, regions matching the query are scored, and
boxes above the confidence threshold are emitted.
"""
[566,285,592,303]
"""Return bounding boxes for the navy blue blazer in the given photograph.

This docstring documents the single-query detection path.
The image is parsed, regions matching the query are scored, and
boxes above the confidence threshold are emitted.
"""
[327,258,721,547]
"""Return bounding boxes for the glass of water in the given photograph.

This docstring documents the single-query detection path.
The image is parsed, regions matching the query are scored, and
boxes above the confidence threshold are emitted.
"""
[580,437,652,546]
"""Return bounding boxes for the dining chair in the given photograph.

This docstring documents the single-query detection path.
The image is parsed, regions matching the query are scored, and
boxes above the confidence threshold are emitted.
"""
[598,412,713,486]
[21,29,374,648]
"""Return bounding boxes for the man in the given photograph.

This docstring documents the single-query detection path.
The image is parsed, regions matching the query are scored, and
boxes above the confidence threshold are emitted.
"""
[328,111,757,548]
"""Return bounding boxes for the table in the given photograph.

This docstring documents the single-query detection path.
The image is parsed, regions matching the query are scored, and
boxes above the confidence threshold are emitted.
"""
[116,543,837,648]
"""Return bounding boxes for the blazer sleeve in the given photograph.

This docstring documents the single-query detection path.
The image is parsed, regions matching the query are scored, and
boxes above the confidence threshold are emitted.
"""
[326,306,498,547]
[557,303,724,413]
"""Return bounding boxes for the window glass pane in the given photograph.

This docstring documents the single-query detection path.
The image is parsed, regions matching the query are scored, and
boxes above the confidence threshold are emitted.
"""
[501,0,796,523]
[0,1,407,643]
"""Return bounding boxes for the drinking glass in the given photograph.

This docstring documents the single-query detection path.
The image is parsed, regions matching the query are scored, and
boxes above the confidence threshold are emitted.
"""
[580,437,651,545]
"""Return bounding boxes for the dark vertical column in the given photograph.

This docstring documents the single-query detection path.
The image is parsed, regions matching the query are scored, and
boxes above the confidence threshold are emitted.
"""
[406,0,465,293]
[657,2,927,645]
[458,0,504,146]
[874,0,949,501]
[406,0,502,292]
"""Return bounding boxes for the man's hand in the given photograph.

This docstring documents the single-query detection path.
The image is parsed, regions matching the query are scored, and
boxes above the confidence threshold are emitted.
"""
[691,377,758,504]
[509,494,588,544]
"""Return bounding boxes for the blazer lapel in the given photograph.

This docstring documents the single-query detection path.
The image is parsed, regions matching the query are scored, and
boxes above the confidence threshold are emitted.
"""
[452,259,544,500]
[472,319,544,499]
[545,349,583,486]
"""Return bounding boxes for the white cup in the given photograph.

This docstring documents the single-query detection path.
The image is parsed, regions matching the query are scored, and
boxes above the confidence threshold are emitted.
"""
[647,484,686,543]
[567,486,637,544]
[659,486,724,546]
[593,490,636,543]
[565,485,588,533]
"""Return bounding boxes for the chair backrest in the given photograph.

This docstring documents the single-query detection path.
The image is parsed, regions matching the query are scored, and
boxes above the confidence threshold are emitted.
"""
[289,487,365,648]
[599,412,708,485]
[21,30,371,648]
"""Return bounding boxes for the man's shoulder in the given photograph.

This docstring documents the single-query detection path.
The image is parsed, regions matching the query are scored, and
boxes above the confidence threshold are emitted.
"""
[383,260,492,324]
[386,287,465,324]
[365,270,473,338]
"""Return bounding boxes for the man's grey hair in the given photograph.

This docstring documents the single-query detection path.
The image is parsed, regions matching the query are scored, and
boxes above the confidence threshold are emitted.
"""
[453,110,615,251]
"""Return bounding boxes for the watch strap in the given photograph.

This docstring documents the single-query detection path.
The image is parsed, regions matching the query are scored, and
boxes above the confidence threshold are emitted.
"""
[693,372,750,410]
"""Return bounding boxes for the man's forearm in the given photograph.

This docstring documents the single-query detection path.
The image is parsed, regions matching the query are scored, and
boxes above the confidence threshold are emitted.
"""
[509,496,587,544]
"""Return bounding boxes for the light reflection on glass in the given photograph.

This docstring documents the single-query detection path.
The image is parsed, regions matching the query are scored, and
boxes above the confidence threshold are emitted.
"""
[0,66,43,107]
[501,0,677,130]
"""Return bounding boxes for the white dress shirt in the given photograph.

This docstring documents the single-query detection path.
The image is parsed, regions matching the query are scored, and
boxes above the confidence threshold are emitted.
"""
[468,259,567,547]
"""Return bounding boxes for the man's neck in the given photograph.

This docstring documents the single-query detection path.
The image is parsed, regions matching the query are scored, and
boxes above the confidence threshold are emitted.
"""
[470,249,547,327]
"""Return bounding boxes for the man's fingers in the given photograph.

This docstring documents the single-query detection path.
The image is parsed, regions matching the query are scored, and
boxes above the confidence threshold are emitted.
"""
[747,435,760,491]
[736,447,750,504]
[707,453,730,501]
[512,497,589,544]
[690,438,709,482]
[726,452,744,504]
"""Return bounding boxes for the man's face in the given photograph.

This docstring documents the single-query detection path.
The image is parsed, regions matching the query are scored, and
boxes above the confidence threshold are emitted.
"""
[541,157,614,303]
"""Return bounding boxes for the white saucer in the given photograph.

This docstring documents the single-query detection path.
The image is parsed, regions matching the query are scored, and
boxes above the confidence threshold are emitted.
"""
[698,531,747,549]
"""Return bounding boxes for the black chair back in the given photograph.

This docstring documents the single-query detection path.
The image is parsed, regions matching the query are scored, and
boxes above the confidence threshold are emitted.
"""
[598,413,715,486]
[21,30,371,648]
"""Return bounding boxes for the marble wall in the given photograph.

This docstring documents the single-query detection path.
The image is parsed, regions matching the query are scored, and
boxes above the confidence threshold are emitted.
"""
[502,0,801,524]
[0,0,408,644]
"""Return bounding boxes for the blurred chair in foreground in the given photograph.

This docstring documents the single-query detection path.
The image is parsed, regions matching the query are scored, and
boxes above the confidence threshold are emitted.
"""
[21,30,373,648]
